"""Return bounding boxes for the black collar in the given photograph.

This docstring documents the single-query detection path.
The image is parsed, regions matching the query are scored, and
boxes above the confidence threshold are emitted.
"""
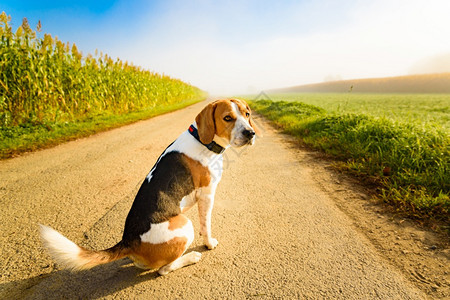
[188,125,225,154]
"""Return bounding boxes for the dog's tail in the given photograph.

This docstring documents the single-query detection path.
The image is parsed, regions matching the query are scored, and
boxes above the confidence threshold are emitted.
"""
[39,224,130,271]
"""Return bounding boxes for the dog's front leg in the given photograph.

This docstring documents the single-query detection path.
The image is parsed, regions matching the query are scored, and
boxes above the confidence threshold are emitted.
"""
[197,191,218,249]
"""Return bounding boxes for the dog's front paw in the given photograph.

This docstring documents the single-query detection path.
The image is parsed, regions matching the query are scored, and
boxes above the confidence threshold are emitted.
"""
[205,237,219,250]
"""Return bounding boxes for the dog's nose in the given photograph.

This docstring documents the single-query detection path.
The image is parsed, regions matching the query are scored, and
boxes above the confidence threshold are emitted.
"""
[243,129,256,139]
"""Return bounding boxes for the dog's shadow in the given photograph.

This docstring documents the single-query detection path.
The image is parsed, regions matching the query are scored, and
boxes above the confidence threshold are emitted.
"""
[4,245,208,300]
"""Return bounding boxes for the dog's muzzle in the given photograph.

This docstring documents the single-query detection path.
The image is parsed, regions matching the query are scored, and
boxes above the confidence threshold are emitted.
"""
[241,129,256,145]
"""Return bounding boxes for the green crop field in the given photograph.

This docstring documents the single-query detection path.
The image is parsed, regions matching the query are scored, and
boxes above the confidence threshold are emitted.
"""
[0,12,207,158]
[263,93,450,128]
[248,93,449,229]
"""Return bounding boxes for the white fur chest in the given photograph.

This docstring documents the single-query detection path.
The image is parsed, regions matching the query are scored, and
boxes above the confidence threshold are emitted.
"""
[162,130,224,184]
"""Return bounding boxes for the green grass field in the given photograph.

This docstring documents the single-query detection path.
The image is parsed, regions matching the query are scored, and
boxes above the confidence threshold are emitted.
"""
[248,93,449,229]
[264,93,450,128]
[0,98,203,158]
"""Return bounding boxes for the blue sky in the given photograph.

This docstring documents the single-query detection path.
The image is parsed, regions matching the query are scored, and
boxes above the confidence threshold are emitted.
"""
[2,0,450,94]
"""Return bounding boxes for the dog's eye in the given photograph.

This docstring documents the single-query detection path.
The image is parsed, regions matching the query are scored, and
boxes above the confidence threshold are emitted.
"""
[223,116,233,122]
[245,112,250,117]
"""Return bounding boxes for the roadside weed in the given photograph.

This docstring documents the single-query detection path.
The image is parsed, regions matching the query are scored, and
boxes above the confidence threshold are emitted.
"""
[249,97,449,227]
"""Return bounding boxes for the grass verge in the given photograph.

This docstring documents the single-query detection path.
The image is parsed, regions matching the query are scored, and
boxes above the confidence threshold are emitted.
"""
[249,99,449,230]
[0,98,204,159]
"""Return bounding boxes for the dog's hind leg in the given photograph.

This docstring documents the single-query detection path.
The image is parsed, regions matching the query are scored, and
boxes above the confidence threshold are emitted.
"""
[157,215,201,275]
[131,214,200,274]
[158,251,202,275]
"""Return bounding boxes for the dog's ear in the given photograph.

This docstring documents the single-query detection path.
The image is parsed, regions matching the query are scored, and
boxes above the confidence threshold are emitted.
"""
[195,102,217,144]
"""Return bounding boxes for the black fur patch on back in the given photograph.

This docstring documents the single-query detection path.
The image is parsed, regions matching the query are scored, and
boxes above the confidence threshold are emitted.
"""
[122,151,195,245]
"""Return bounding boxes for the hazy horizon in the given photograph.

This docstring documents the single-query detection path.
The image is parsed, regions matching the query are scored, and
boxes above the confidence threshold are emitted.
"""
[2,0,450,95]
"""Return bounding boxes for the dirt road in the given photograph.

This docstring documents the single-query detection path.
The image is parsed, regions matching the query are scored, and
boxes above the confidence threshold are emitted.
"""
[1,100,448,299]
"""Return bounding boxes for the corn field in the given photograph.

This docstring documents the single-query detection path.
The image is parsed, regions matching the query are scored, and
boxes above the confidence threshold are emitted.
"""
[0,12,205,127]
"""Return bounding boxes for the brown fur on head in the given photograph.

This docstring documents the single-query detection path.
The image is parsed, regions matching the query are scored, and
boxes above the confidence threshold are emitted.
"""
[195,101,217,144]
[229,98,261,137]
[195,99,260,146]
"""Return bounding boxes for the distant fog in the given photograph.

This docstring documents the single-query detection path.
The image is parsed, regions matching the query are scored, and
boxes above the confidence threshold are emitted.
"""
[409,53,450,74]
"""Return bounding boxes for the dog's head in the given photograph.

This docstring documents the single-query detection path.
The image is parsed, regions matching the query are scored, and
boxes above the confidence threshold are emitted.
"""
[195,98,260,148]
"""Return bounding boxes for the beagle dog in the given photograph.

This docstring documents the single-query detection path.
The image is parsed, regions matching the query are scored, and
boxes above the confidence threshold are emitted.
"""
[40,98,259,275]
